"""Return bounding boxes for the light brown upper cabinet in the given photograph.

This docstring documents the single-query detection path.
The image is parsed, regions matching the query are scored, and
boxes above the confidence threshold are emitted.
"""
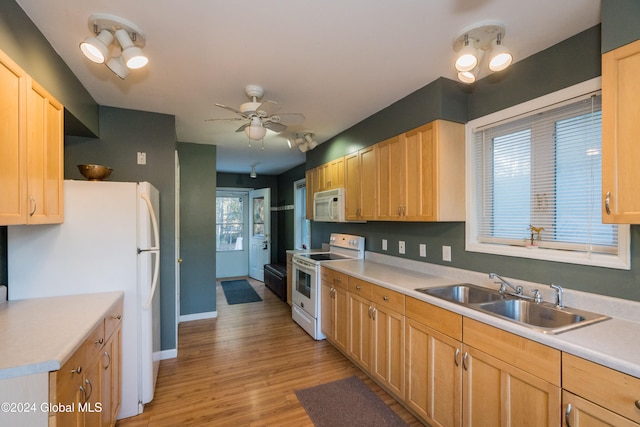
[345,145,377,220]
[305,168,315,220]
[317,156,345,192]
[377,120,465,222]
[0,49,64,225]
[602,39,640,224]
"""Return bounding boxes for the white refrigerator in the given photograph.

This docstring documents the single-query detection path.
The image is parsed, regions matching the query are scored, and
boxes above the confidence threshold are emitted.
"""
[7,180,161,420]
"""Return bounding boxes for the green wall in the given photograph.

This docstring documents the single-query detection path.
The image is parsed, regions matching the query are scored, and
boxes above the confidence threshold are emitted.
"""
[0,0,99,136]
[602,0,640,53]
[64,106,178,349]
[309,24,640,302]
[177,143,217,315]
[276,164,306,264]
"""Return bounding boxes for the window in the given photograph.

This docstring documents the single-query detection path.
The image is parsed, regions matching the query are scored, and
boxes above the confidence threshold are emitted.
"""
[466,78,630,269]
[216,195,244,251]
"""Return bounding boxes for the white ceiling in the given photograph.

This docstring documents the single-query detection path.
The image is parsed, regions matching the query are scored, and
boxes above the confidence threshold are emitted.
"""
[15,0,601,175]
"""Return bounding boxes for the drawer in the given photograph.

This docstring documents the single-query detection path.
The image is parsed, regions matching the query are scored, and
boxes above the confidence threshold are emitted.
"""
[405,296,462,341]
[320,266,348,289]
[464,318,560,386]
[371,285,405,314]
[105,297,124,339]
[563,353,640,423]
[348,277,373,299]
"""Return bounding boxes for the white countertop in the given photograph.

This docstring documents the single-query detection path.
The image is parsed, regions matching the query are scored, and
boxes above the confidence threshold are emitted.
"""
[324,253,640,378]
[0,292,124,380]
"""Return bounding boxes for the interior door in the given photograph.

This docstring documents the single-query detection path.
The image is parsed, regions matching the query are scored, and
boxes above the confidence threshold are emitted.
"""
[249,188,271,281]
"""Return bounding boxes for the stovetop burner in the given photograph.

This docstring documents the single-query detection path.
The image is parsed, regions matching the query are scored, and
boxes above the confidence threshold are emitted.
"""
[300,253,350,261]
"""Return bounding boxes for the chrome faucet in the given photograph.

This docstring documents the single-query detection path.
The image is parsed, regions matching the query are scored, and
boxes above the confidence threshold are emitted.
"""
[550,284,564,308]
[489,272,523,295]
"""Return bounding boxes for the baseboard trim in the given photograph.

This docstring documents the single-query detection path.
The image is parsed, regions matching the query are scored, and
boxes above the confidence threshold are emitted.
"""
[179,310,218,322]
[156,349,177,360]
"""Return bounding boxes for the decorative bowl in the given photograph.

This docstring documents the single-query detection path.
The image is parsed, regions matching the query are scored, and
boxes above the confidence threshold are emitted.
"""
[77,164,113,181]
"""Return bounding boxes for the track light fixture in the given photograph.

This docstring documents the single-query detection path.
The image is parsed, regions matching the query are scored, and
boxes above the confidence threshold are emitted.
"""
[288,132,318,153]
[250,164,257,179]
[453,22,512,84]
[79,14,148,79]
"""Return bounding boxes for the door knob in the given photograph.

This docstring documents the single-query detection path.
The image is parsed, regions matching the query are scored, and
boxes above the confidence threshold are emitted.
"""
[178,258,183,264]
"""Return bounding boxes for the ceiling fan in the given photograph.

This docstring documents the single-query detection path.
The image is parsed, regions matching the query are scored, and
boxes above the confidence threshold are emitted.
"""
[209,85,305,141]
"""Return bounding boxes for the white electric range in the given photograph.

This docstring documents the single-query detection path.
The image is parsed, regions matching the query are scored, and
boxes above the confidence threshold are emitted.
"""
[291,233,365,339]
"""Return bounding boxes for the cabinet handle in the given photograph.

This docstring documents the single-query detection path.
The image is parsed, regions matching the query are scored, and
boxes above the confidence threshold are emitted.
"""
[29,196,37,216]
[71,366,82,374]
[356,285,361,290]
[112,314,122,320]
[383,296,389,301]
[84,378,93,400]
[367,306,372,319]
[565,403,573,427]
[454,349,460,367]
[462,352,469,370]
[371,308,376,320]
[605,192,611,215]
[104,351,111,370]
[635,400,640,410]
[80,385,87,402]
[95,337,104,345]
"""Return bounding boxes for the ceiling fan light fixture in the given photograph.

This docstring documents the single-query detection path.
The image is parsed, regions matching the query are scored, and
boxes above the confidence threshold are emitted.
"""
[79,29,113,64]
[245,122,267,141]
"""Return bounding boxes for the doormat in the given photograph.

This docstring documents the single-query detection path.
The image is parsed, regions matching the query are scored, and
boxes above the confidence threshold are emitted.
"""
[295,376,409,427]
[220,280,263,305]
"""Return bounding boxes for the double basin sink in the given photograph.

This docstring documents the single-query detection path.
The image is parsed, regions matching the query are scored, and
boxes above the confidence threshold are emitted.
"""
[415,283,609,334]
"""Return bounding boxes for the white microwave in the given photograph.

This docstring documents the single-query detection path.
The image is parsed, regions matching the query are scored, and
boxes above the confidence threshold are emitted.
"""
[313,188,346,222]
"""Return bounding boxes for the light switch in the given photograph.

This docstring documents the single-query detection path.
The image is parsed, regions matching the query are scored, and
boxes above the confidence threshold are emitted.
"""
[137,152,147,165]
[382,239,387,251]
[442,245,452,262]
[419,244,427,257]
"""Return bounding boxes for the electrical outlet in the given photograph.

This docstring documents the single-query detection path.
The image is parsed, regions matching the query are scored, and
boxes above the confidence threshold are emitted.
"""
[442,245,452,262]
[399,241,405,254]
[382,239,387,251]
[419,244,427,257]
[137,152,147,165]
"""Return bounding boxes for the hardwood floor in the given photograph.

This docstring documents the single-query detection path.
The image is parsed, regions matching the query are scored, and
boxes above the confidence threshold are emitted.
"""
[116,277,423,426]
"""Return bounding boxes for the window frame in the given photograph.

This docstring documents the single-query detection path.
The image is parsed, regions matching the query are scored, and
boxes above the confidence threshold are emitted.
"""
[465,77,630,270]
[215,192,247,253]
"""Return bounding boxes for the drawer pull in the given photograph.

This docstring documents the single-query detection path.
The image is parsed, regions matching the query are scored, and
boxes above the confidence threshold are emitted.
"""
[95,337,104,345]
[356,285,361,290]
[71,366,82,374]
[383,296,389,301]
[112,314,122,320]
[565,403,573,427]
[635,400,640,410]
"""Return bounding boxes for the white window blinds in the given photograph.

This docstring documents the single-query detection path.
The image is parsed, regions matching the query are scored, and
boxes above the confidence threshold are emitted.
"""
[471,93,619,255]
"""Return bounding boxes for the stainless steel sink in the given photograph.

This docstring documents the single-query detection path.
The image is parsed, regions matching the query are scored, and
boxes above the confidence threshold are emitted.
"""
[415,283,507,304]
[415,283,610,334]
[476,299,610,334]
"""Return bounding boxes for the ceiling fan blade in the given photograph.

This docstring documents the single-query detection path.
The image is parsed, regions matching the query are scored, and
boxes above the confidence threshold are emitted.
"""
[235,123,250,132]
[215,103,243,115]
[256,100,281,117]
[275,113,305,124]
[205,117,244,122]
[263,121,287,133]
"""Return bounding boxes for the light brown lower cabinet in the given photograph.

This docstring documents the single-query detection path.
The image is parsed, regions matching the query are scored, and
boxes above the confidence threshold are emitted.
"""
[48,300,122,427]
[562,353,640,426]
[320,267,349,352]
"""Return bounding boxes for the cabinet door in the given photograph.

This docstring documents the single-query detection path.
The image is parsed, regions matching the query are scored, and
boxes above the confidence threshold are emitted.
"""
[102,326,122,427]
[377,136,404,220]
[462,345,561,427]
[602,39,640,223]
[305,169,315,220]
[53,346,85,427]
[0,50,27,225]
[405,318,462,427]
[344,152,361,220]
[328,156,345,189]
[348,292,372,370]
[371,305,405,399]
[333,285,349,352]
[26,77,63,224]
[320,281,333,340]
[563,391,638,427]
[404,123,436,221]
[359,146,377,220]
